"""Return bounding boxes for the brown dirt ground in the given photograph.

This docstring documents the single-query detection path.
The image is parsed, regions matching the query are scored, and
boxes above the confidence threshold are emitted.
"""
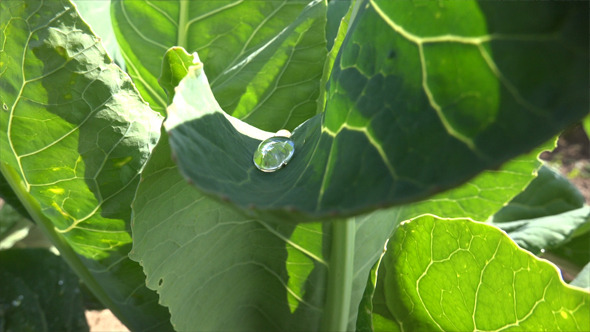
[540,124,590,203]
[85,309,129,332]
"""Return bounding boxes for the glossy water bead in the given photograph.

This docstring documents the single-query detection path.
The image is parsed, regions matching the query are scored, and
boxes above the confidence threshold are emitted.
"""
[253,133,295,173]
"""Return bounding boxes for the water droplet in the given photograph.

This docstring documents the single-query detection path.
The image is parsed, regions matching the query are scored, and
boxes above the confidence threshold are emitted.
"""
[253,136,295,172]
[12,295,24,307]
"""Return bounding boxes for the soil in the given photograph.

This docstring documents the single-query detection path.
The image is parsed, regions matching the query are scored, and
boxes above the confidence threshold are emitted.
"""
[85,309,129,332]
[540,124,590,203]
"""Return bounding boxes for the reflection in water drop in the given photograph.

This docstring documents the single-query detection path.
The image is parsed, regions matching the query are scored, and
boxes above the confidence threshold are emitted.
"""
[253,135,295,173]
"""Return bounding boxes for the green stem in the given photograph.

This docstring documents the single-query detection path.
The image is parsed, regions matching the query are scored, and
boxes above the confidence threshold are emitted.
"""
[321,218,355,331]
[177,0,189,48]
[0,164,130,328]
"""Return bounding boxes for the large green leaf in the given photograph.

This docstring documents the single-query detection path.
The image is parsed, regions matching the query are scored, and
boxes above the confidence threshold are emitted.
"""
[376,215,590,331]
[0,248,88,332]
[111,0,327,130]
[130,130,406,331]
[130,42,398,331]
[0,0,170,330]
[164,0,589,221]
[130,131,327,331]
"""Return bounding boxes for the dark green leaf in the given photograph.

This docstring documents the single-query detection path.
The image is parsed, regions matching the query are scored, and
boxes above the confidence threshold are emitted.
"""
[548,232,590,272]
[377,216,590,331]
[0,248,88,332]
[0,1,170,330]
[165,1,588,221]
[0,202,32,249]
[491,165,586,223]
[0,173,31,220]
[494,206,590,255]
[0,271,46,332]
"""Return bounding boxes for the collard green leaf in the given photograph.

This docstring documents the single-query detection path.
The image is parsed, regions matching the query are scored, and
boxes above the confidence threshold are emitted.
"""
[0,1,170,330]
[571,263,590,290]
[549,232,590,273]
[0,248,88,332]
[0,202,32,249]
[111,0,327,131]
[165,0,588,221]
[72,0,125,69]
[0,173,31,220]
[377,215,590,331]
[491,165,586,223]
[495,206,590,255]
[130,132,327,331]
[159,47,199,103]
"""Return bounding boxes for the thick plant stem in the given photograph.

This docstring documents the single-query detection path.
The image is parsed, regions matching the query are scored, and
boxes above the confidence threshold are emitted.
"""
[321,218,355,331]
[0,164,131,329]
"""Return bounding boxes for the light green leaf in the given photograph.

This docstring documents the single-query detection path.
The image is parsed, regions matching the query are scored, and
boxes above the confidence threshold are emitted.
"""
[0,248,88,332]
[158,47,200,103]
[165,1,588,221]
[571,262,590,290]
[379,215,590,331]
[583,115,590,140]
[111,0,327,130]
[0,0,170,330]
[72,0,125,69]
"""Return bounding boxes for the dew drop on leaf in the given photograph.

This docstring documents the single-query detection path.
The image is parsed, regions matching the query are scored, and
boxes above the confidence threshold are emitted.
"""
[253,136,295,172]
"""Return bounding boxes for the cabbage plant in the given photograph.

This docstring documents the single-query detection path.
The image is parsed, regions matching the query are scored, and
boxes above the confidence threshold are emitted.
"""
[1,0,589,331]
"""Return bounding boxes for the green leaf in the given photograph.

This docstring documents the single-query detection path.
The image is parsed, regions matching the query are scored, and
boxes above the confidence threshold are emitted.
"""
[130,132,326,331]
[0,0,170,330]
[72,0,125,69]
[111,0,327,130]
[494,206,590,255]
[583,114,590,140]
[491,165,586,223]
[549,232,590,272]
[0,202,32,249]
[377,215,590,331]
[571,262,590,289]
[390,140,552,223]
[158,47,200,103]
[0,173,31,220]
[131,129,403,331]
[164,1,588,221]
[0,248,88,332]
